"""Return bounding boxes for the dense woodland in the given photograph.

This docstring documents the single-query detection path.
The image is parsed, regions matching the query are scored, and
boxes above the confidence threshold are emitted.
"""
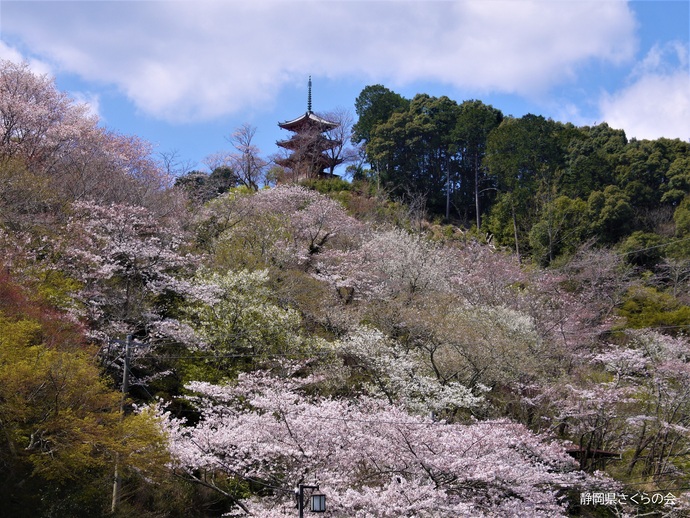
[2,60,690,517]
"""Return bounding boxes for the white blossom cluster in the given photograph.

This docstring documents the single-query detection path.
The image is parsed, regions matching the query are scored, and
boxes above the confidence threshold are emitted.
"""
[335,326,482,414]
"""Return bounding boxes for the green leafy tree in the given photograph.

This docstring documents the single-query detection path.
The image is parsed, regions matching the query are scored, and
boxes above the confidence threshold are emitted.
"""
[663,195,690,258]
[661,156,690,205]
[180,269,321,382]
[0,273,167,517]
[616,138,690,230]
[674,195,690,237]
[619,231,667,269]
[563,123,626,198]
[528,195,588,265]
[368,94,461,215]
[618,285,690,332]
[452,100,503,229]
[587,185,634,244]
[486,192,531,258]
[352,84,409,146]
[352,84,408,189]
[485,115,566,259]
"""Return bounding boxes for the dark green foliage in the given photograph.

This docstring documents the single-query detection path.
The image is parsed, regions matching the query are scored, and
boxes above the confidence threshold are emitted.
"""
[587,186,634,244]
[352,84,409,145]
[529,195,588,265]
[619,231,667,269]
[356,84,690,262]
[485,114,567,259]
[563,123,626,198]
[617,138,689,212]
[662,156,690,204]
[367,94,462,214]
[452,100,503,229]
[673,195,690,237]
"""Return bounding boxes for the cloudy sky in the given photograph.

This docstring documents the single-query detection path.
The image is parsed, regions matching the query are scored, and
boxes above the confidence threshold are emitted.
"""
[1,0,688,173]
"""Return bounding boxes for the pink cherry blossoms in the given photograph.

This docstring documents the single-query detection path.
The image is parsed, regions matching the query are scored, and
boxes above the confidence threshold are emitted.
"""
[164,370,618,517]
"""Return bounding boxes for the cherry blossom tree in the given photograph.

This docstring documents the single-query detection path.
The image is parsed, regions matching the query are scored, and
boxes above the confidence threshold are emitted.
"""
[321,107,359,176]
[446,238,527,307]
[553,381,638,472]
[331,326,482,415]
[0,60,176,217]
[57,128,174,208]
[415,302,549,390]
[604,331,690,481]
[0,60,96,171]
[252,185,362,256]
[315,227,453,302]
[163,369,618,517]
[206,185,363,271]
[225,123,267,191]
[58,200,196,341]
[523,328,690,504]
[202,124,268,193]
[556,244,633,328]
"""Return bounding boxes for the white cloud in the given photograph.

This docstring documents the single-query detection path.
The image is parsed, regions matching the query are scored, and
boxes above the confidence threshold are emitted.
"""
[0,40,52,76]
[2,0,636,122]
[600,42,690,140]
[0,40,26,63]
[632,41,688,78]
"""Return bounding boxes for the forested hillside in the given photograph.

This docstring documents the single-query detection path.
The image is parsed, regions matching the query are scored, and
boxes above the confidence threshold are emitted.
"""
[2,61,690,517]
[353,85,690,266]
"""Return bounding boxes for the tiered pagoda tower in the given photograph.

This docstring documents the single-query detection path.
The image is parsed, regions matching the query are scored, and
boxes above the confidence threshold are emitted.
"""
[276,77,343,181]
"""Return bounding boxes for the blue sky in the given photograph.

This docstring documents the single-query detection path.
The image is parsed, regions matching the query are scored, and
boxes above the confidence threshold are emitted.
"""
[1,0,688,175]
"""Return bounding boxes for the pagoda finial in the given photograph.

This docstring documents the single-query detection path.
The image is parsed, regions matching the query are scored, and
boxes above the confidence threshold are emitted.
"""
[307,76,312,113]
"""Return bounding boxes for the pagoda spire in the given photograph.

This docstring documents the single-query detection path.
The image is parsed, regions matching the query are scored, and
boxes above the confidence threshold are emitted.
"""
[307,76,312,114]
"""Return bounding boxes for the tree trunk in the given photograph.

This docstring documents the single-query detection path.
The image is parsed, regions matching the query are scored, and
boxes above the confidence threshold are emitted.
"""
[474,151,481,230]
[511,198,521,262]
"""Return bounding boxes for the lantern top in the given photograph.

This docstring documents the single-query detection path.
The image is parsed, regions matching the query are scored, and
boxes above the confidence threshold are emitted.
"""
[309,490,326,513]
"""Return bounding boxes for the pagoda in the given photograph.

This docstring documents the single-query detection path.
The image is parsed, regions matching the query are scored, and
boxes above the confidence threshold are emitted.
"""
[276,77,343,181]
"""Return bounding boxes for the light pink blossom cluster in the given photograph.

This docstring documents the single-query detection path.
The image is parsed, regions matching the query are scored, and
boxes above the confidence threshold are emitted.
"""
[164,370,616,517]
[59,200,197,338]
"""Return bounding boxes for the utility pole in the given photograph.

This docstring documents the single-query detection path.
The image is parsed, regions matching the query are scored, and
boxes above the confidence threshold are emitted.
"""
[111,335,132,514]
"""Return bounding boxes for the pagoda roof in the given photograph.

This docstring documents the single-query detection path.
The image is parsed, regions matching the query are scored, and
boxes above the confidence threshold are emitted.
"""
[278,111,339,131]
[276,133,341,151]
